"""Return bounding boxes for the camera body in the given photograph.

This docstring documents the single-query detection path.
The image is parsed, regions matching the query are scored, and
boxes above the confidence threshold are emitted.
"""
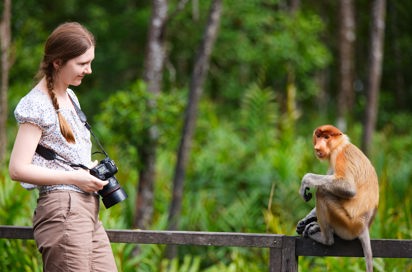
[89,157,128,208]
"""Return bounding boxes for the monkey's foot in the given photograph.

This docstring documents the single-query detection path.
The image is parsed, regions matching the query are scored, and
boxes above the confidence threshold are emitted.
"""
[296,216,317,235]
[302,221,321,238]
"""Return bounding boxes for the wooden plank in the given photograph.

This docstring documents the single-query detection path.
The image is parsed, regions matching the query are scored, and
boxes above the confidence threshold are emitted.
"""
[0,225,33,239]
[370,239,412,258]
[296,236,412,258]
[106,229,284,248]
[1,225,411,259]
[0,226,283,248]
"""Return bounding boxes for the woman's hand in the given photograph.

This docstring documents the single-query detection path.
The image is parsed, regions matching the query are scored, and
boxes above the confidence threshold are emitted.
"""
[72,168,108,193]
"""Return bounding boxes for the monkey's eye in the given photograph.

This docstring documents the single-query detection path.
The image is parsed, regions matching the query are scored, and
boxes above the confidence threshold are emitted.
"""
[324,135,330,139]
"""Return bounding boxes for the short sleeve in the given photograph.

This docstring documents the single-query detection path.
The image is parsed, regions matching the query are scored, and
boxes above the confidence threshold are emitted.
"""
[14,89,56,134]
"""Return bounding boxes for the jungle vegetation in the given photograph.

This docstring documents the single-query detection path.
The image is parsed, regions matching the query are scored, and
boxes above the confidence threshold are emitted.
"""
[0,0,411,271]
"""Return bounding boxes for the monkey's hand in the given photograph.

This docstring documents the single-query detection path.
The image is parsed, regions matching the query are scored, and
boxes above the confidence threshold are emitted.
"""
[299,173,315,201]
[303,187,312,201]
[299,173,332,200]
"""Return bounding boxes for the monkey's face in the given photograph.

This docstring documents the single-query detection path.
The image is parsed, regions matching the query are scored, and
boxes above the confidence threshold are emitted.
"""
[312,125,343,160]
[313,135,330,160]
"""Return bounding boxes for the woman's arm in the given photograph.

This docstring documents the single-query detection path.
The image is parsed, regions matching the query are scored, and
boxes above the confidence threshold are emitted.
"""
[9,123,107,192]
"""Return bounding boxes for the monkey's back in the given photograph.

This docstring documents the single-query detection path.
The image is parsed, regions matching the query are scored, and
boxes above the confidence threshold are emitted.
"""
[317,143,379,238]
[343,143,379,212]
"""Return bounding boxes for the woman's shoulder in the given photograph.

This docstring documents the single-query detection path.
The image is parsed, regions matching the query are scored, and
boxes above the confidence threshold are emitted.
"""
[14,87,55,126]
[19,87,49,105]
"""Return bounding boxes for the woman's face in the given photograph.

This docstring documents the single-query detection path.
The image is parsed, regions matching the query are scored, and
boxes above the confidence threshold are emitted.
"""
[57,46,95,87]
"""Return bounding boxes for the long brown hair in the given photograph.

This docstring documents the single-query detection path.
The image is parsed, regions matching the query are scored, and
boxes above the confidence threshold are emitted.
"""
[36,22,95,143]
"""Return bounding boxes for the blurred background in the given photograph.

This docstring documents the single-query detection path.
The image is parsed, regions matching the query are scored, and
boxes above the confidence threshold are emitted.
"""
[0,0,411,271]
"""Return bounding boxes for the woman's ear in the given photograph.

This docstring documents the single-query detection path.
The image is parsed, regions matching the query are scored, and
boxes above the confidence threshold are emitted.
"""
[53,59,63,71]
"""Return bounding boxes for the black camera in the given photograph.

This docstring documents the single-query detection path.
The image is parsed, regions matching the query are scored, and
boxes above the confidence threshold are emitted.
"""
[89,157,128,208]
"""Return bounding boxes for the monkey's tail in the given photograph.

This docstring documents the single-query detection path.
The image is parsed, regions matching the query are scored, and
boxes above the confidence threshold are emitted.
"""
[359,229,374,272]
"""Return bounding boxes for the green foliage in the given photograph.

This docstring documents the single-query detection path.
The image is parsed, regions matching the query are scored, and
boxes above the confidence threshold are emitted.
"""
[99,80,185,145]
[95,80,186,169]
[0,171,36,226]
[209,1,331,105]
[114,244,164,272]
[190,84,279,196]
[0,239,42,272]
[5,84,412,271]
[0,173,42,271]
[240,84,278,142]
[161,255,201,272]
[269,11,331,72]
[3,0,412,271]
[201,248,267,272]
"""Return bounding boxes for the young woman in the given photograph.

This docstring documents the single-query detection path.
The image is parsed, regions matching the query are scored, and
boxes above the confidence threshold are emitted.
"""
[9,22,118,271]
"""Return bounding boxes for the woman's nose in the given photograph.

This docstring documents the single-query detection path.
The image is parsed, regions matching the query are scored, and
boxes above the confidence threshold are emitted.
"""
[84,64,92,74]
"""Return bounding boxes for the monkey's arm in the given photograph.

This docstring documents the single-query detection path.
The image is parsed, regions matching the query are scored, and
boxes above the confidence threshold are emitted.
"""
[299,173,356,200]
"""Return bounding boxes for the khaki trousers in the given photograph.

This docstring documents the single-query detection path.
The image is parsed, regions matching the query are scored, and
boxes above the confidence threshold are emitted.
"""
[33,190,118,272]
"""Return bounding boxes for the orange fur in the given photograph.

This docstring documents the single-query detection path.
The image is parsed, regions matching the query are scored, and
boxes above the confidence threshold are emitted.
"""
[298,125,379,272]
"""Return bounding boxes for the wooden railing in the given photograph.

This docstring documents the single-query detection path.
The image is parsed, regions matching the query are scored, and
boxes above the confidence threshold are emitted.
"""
[1,225,411,271]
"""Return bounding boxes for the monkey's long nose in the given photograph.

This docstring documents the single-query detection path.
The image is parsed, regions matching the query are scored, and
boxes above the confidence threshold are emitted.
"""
[314,147,323,158]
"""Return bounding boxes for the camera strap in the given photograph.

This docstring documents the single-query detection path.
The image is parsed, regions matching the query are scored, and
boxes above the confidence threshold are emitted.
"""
[35,92,108,168]
[35,144,90,170]
[67,93,109,157]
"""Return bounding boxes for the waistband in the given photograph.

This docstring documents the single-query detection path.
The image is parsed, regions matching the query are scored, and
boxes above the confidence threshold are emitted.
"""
[39,187,99,198]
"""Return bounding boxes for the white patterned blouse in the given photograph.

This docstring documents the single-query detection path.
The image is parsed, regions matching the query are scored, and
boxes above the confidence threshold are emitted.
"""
[14,87,92,194]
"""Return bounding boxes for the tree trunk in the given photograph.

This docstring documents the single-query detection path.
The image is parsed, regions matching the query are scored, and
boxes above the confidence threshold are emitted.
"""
[165,0,222,259]
[289,0,300,13]
[0,0,11,166]
[134,0,168,230]
[389,3,405,109]
[337,0,355,131]
[362,0,386,155]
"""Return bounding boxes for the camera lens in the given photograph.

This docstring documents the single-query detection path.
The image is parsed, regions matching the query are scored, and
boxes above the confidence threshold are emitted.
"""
[99,177,128,208]
[101,186,128,208]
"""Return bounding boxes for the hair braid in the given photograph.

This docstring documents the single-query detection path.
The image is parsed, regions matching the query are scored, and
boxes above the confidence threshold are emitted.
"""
[45,68,76,143]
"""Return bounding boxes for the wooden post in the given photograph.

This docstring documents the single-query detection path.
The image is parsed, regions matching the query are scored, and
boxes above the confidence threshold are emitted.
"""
[281,236,298,271]
[269,236,297,272]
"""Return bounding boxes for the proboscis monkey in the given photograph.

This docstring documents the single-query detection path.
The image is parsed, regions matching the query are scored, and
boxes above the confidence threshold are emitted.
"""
[296,125,379,272]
